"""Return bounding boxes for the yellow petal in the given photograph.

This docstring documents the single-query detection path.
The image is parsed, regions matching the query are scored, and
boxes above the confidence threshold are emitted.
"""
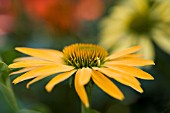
[93,67,143,93]
[76,68,92,85]
[45,70,76,92]
[105,57,155,66]
[12,65,74,84]
[9,67,36,76]
[75,71,89,107]
[14,57,38,62]
[106,46,141,60]
[105,64,154,80]
[15,47,63,62]
[8,60,56,68]
[91,70,124,100]
[123,54,143,58]
[26,74,50,88]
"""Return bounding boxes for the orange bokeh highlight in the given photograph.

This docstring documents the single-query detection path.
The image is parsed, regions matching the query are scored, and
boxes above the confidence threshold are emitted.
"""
[0,0,15,35]
[24,0,104,32]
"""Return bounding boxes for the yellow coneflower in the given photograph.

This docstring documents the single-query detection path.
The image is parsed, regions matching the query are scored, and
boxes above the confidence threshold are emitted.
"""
[100,0,170,59]
[9,43,154,107]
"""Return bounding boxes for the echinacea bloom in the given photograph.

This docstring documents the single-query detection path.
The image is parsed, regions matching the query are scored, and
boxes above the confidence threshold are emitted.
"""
[24,0,104,32]
[9,44,154,107]
[100,0,170,59]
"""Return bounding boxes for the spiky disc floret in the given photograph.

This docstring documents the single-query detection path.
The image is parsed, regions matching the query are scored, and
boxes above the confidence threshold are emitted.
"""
[63,43,108,68]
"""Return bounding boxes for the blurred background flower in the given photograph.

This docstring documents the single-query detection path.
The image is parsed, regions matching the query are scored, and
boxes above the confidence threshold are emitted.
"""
[99,0,170,59]
[24,0,104,33]
[0,0,16,47]
[0,0,15,35]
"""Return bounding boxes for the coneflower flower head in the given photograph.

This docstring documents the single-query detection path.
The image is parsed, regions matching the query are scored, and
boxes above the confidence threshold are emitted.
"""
[9,43,154,107]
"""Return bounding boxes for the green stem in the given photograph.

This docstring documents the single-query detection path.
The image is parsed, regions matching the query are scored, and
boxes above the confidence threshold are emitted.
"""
[0,62,19,112]
[81,102,86,113]
[87,82,93,106]
[6,78,19,112]
[81,82,93,113]
[0,69,19,112]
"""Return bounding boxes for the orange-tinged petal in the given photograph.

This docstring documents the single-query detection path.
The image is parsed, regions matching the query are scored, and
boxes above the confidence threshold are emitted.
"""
[26,74,50,88]
[9,67,36,76]
[75,71,89,107]
[106,46,141,60]
[12,65,74,84]
[105,64,154,80]
[76,67,92,85]
[91,70,124,100]
[93,67,143,93]
[45,70,77,92]
[8,60,57,68]
[105,57,155,66]
[15,47,63,62]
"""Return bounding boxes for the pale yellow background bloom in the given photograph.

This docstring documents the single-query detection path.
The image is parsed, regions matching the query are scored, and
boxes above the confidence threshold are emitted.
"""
[100,0,170,59]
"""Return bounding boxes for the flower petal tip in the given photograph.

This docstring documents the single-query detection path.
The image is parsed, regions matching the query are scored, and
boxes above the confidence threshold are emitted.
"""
[149,60,155,65]
[15,47,27,52]
[117,94,125,101]
[147,60,155,66]
[15,47,22,51]
[9,73,14,76]
[12,81,17,85]
[26,84,30,89]
[149,76,154,80]
[8,64,13,68]
[138,88,144,93]
[85,103,89,108]
[15,47,23,50]
[140,90,144,93]
[146,75,154,80]
[119,96,125,101]
[12,79,21,84]
[8,63,20,68]
[45,86,52,93]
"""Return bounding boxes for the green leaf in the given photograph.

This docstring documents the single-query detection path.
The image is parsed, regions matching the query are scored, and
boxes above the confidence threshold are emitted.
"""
[18,109,41,113]
[0,61,10,85]
[0,61,8,72]
[0,79,19,112]
[0,61,18,112]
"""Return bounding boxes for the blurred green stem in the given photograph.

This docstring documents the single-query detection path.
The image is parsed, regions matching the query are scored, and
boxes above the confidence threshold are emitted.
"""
[6,77,19,112]
[81,82,93,113]
[81,102,87,113]
[0,62,19,112]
